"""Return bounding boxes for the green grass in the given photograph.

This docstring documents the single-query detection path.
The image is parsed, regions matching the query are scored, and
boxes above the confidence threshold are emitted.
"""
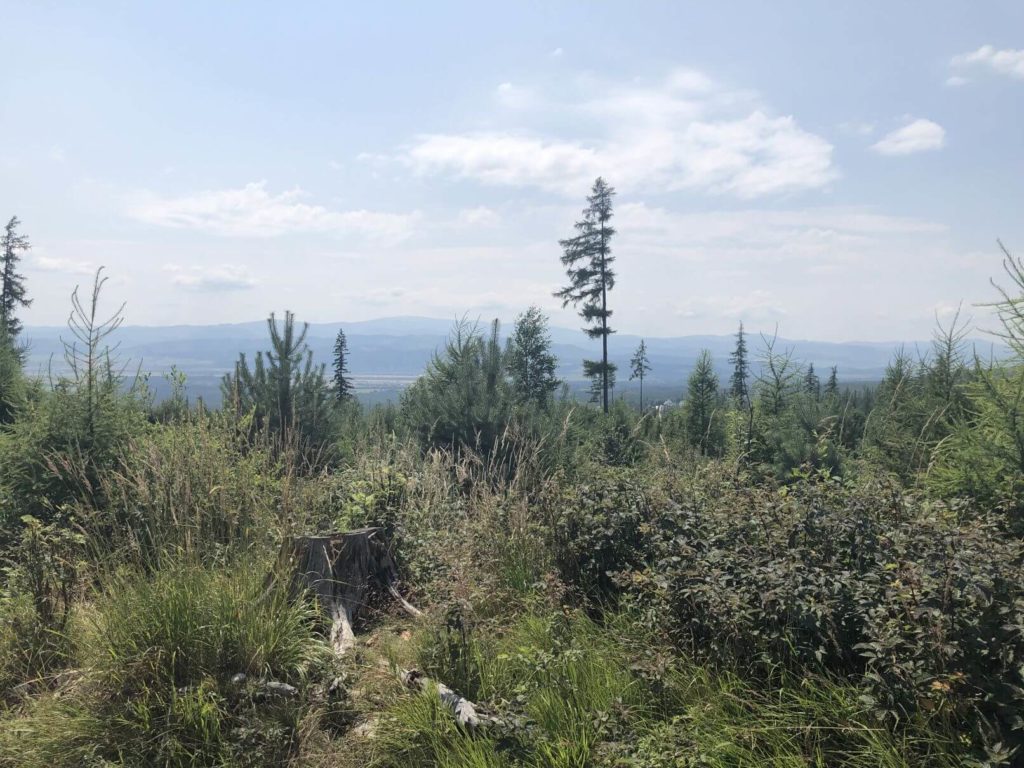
[0,562,329,768]
[367,609,959,768]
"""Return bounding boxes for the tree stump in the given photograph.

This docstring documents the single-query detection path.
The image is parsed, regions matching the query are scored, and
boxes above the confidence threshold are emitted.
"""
[268,527,420,655]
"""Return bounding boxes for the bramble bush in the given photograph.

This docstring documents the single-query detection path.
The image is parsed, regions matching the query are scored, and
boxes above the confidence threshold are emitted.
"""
[544,464,1024,762]
[544,466,659,602]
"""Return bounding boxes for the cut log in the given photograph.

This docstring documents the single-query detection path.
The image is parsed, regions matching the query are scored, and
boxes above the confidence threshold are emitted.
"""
[266,527,421,655]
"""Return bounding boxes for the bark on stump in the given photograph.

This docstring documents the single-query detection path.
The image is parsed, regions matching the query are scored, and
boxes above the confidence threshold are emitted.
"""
[269,527,420,655]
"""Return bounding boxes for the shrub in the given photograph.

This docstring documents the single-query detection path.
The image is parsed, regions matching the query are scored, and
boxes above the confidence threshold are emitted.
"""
[626,472,1024,760]
[401,319,511,457]
[0,380,149,528]
[544,467,657,602]
[374,609,948,768]
[927,364,1024,527]
[0,515,83,701]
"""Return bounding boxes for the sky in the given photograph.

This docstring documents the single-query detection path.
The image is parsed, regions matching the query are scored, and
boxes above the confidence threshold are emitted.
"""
[2,1,1023,341]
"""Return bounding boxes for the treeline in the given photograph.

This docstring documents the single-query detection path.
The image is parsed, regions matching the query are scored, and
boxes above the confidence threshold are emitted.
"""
[1,207,1022,522]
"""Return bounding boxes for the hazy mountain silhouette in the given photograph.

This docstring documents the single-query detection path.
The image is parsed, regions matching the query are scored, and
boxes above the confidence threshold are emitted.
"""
[21,316,1001,405]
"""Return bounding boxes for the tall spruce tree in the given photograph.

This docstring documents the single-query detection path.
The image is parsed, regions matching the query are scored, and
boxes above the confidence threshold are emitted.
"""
[684,349,723,455]
[804,362,821,399]
[555,177,616,413]
[333,328,354,403]
[0,326,24,424]
[629,339,652,412]
[506,306,560,409]
[1,216,32,343]
[729,322,749,406]
[824,365,839,399]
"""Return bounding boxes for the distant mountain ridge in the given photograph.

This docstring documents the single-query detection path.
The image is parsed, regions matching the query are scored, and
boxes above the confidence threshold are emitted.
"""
[20,316,1003,405]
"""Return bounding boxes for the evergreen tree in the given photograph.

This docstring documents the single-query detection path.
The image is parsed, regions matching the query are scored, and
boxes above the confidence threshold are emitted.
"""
[755,333,798,418]
[401,319,510,455]
[1,216,32,343]
[824,366,839,399]
[221,311,332,448]
[506,306,560,409]
[555,177,616,413]
[629,339,652,412]
[0,326,25,424]
[729,322,749,405]
[804,362,821,399]
[587,362,616,405]
[683,349,723,455]
[332,328,354,403]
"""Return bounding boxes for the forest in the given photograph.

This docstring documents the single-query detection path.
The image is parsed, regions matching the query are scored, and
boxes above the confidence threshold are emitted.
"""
[1,177,1023,768]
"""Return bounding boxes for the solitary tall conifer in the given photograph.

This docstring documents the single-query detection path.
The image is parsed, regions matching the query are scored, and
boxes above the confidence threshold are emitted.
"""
[729,322,749,406]
[556,177,616,413]
[1,216,32,343]
[333,328,354,403]
[630,339,651,412]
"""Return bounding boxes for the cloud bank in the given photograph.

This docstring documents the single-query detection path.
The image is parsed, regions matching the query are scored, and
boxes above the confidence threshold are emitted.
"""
[400,69,837,198]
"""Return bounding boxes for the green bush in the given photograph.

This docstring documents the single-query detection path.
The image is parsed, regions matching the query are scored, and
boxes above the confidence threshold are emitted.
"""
[927,364,1024,526]
[95,413,285,565]
[0,515,83,701]
[626,472,1024,761]
[373,609,949,768]
[544,467,657,602]
[0,380,149,528]
[401,320,511,457]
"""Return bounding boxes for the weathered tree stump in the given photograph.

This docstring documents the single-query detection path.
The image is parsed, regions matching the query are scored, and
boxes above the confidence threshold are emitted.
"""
[268,527,421,655]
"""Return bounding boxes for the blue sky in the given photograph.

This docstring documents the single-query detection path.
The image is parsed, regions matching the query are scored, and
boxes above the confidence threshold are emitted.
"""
[2,1,1022,340]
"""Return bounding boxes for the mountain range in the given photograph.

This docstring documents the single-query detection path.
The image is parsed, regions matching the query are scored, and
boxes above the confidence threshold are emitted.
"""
[20,316,999,405]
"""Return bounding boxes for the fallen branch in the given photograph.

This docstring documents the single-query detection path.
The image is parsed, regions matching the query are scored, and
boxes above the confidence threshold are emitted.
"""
[388,582,423,618]
[400,668,486,729]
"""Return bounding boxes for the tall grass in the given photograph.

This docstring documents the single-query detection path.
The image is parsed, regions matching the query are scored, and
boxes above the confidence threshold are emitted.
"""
[0,562,327,767]
[369,609,955,768]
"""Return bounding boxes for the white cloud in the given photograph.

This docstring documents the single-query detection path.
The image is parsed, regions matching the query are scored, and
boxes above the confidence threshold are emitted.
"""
[550,47,564,57]
[870,119,945,156]
[162,264,256,291]
[945,75,969,87]
[129,181,420,242]
[32,255,95,275]
[400,69,836,198]
[455,206,501,227]
[575,200,975,339]
[408,134,597,193]
[951,45,1024,80]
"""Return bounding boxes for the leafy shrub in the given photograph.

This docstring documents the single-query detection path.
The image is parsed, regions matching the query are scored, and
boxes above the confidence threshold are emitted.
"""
[625,471,1024,761]
[376,609,945,768]
[544,467,658,601]
[0,516,83,700]
[596,400,646,466]
[401,319,511,457]
[927,364,1024,527]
